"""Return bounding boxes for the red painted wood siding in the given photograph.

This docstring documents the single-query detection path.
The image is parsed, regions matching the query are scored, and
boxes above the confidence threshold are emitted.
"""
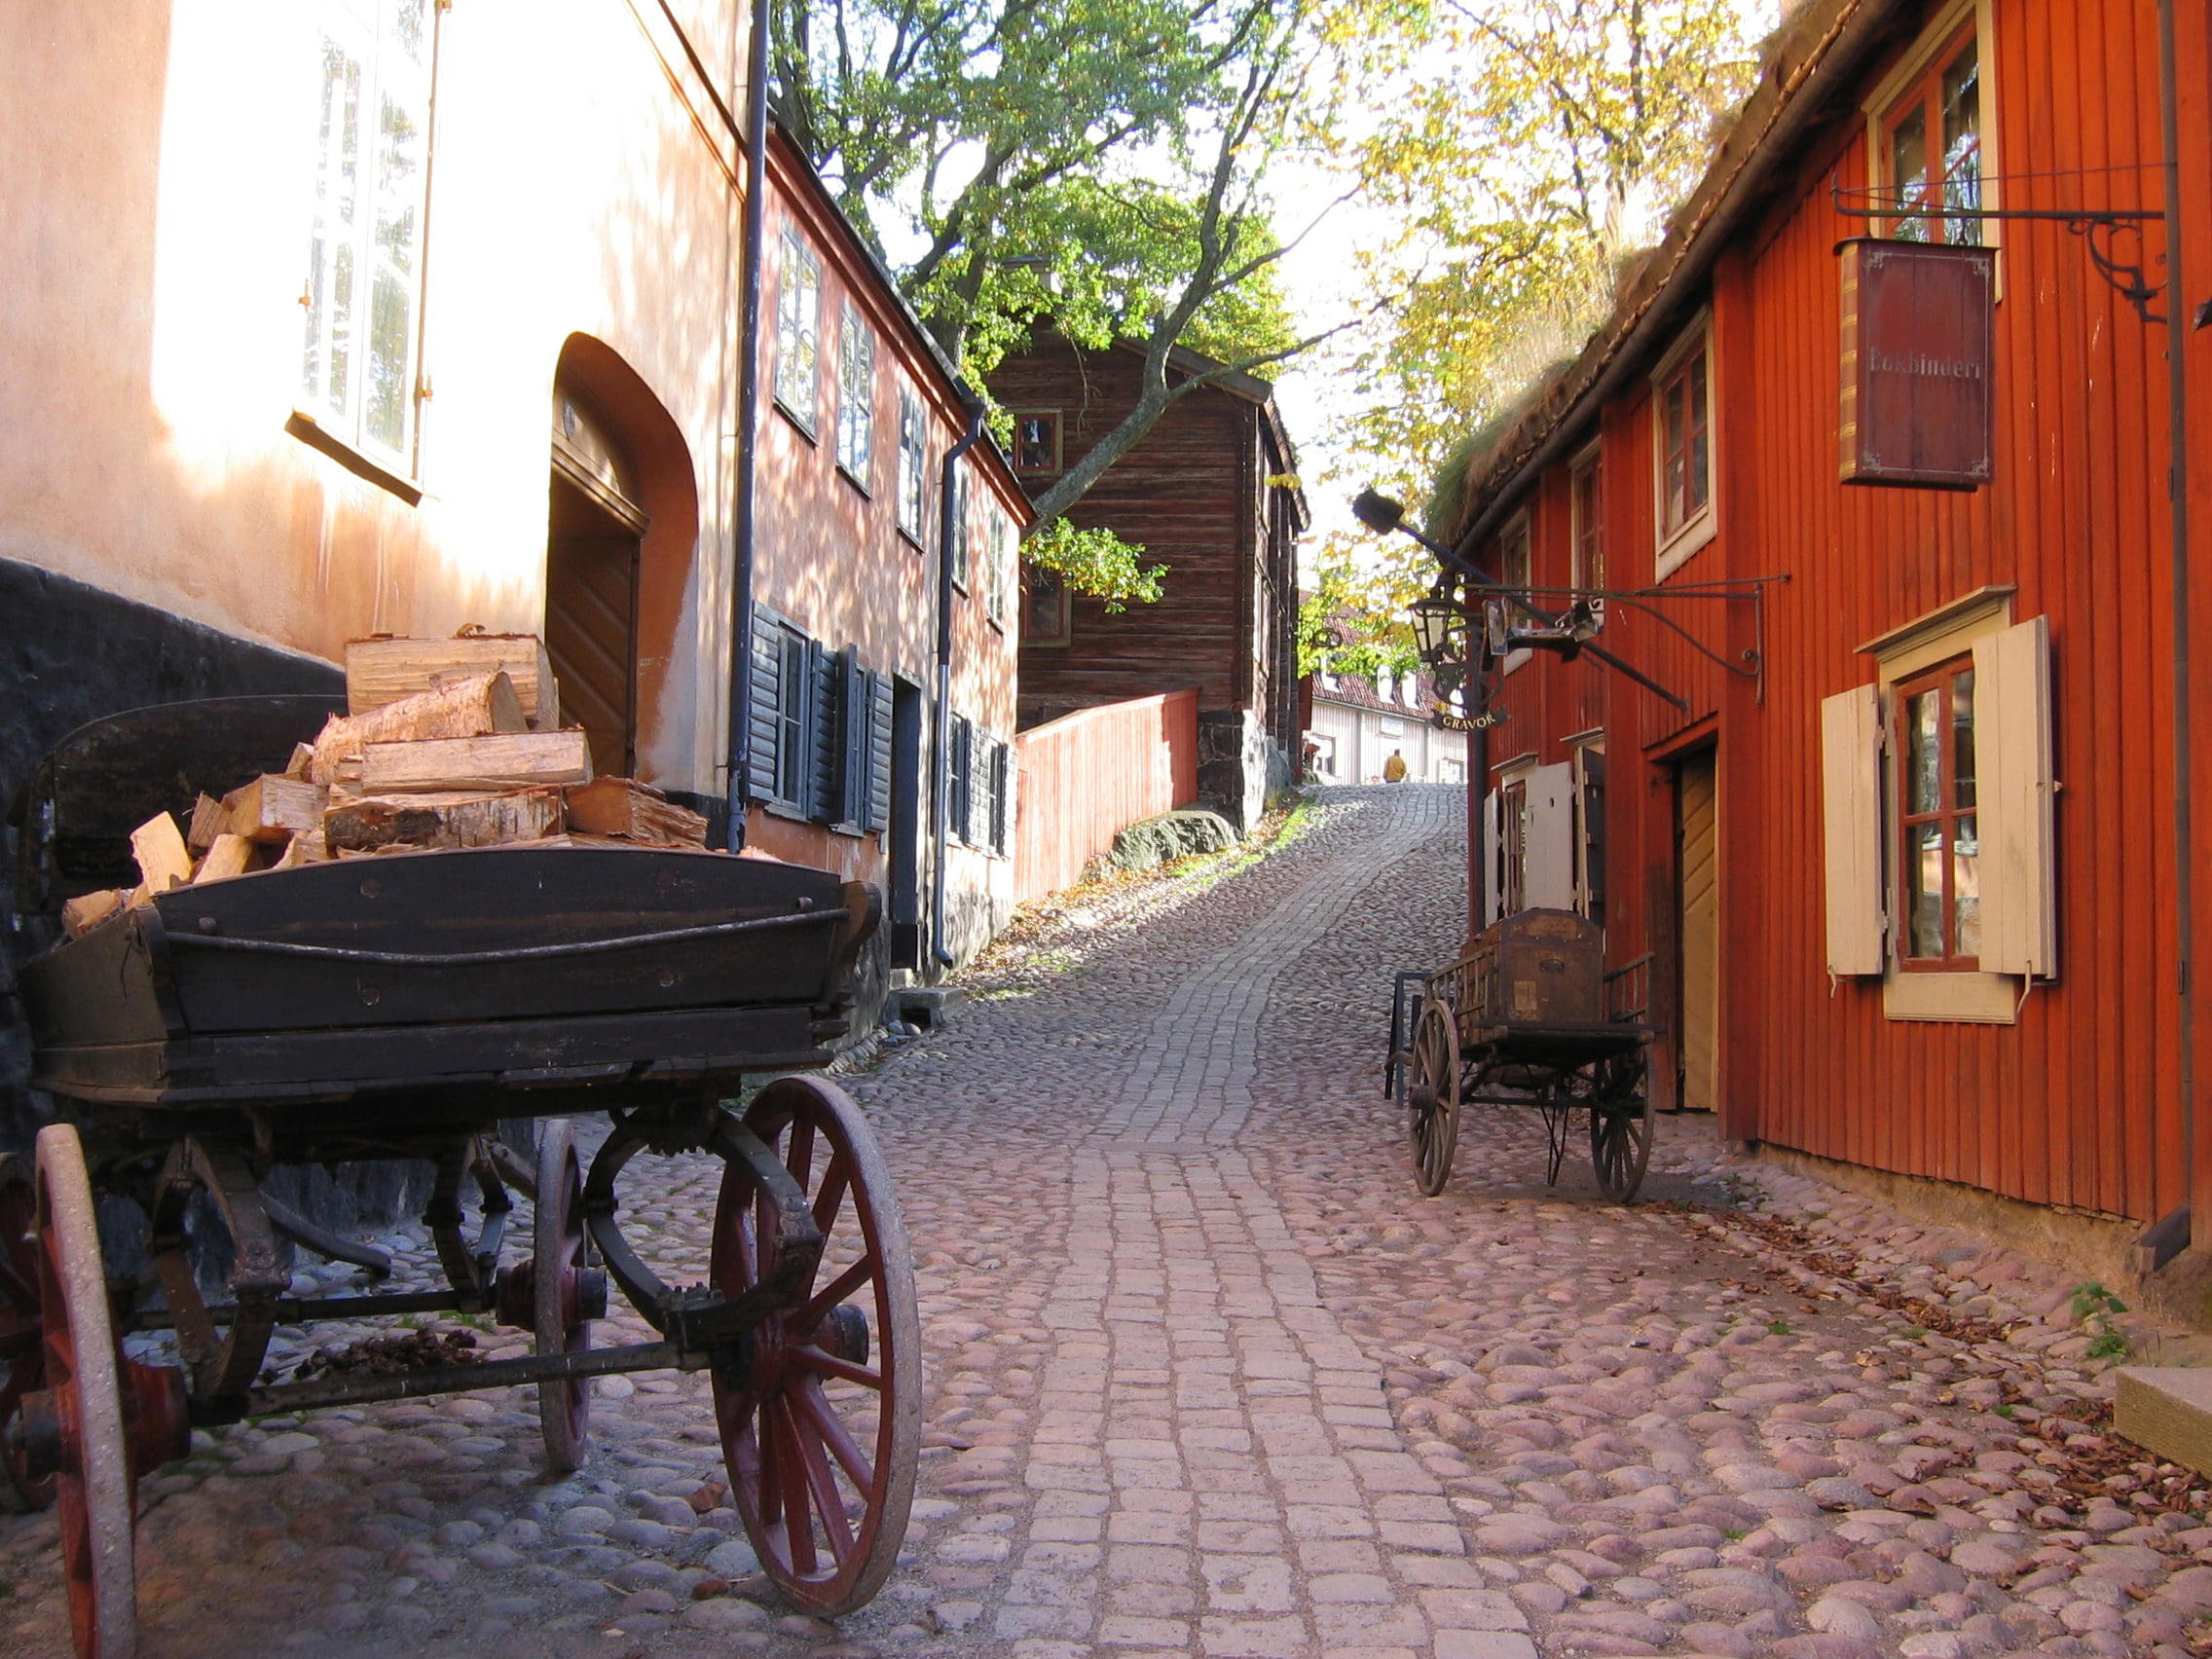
[1471,0,2200,1224]
[1014,689,1199,901]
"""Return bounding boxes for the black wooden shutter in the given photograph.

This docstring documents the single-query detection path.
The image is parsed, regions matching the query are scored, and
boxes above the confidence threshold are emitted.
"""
[866,673,894,832]
[808,640,839,822]
[746,609,785,799]
[948,716,972,842]
[969,728,991,850]
[836,649,866,827]
[989,738,1011,855]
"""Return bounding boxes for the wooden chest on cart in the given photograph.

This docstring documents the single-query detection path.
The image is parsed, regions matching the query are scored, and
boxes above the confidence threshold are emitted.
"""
[1462,907,1604,1026]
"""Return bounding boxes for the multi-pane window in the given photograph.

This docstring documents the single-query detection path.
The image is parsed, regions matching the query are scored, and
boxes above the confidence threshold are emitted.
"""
[774,230,821,427]
[302,0,433,462]
[897,389,927,542]
[835,302,874,482]
[986,512,1013,627]
[1657,344,1712,540]
[1012,413,1060,472]
[1497,519,1531,595]
[1885,28,1982,245]
[1570,452,1605,623]
[950,469,972,591]
[1024,561,1071,645]
[1899,657,1979,968]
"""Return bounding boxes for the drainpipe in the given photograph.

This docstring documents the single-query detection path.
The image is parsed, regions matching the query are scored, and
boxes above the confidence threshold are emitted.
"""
[720,0,773,850]
[2157,0,2198,1250]
[930,387,990,967]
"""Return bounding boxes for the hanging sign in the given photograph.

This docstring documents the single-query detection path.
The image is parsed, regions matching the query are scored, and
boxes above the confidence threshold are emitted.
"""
[1838,238,1996,489]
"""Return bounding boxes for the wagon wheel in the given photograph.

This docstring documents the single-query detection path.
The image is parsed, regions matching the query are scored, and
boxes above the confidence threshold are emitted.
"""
[1589,1049,1654,1203]
[534,1120,592,1475]
[711,1078,920,1616]
[35,1124,137,1659]
[1407,1000,1460,1198]
[0,1152,55,1512]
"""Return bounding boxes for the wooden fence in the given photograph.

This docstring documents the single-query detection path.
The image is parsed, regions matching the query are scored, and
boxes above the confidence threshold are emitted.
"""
[1014,689,1198,902]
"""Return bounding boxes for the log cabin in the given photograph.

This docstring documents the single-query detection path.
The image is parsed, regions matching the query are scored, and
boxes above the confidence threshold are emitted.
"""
[987,335,1309,830]
[1427,0,2212,1299]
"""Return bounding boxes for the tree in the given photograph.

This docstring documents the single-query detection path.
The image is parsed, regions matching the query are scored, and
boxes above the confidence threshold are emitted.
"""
[772,0,1373,598]
[1317,0,1769,597]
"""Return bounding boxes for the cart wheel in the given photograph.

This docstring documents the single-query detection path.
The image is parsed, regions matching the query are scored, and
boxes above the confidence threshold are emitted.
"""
[712,1078,919,1617]
[35,1124,137,1659]
[0,1152,55,1512]
[1407,1001,1460,1198]
[534,1120,591,1475]
[1589,1051,1654,1203]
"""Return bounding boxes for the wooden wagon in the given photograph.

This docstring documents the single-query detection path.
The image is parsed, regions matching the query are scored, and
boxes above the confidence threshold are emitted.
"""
[1389,909,1658,1202]
[0,696,919,1657]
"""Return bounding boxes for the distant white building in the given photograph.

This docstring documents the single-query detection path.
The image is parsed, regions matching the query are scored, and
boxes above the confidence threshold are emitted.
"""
[1305,665,1466,786]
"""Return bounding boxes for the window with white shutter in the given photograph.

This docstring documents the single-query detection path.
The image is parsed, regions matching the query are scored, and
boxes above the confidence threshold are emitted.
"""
[1821,683,1887,976]
[1973,616,2055,977]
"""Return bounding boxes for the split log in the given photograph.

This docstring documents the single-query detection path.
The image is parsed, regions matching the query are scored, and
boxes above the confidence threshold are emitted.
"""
[219,774,329,843]
[283,741,314,779]
[60,889,127,939]
[129,812,194,901]
[346,634,560,729]
[563,778,709,847]
[357,730,592,793]
[307,671,526,785]
[192,833,259,884]
[272,830,330,869]
[324,788,565,854]
[186,793,228,854]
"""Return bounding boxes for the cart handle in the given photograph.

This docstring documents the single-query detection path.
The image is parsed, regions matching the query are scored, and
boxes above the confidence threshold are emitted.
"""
[164,906,848,968]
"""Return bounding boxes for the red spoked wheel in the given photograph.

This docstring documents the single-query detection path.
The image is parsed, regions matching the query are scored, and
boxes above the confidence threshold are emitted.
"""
[35,1124,138,1659]
[0,1151,55,1512]
[534,1120,592,1474]
[711,1078,919,1617]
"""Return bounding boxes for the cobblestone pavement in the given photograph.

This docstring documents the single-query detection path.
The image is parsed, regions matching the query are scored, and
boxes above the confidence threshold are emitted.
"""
[4,783,2209,1659]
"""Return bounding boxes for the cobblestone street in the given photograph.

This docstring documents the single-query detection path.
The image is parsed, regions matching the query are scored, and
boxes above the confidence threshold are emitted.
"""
[5,783,2209,1659]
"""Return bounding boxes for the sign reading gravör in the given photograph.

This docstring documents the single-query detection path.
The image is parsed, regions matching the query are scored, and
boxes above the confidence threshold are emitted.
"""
[1838,238,1996,489]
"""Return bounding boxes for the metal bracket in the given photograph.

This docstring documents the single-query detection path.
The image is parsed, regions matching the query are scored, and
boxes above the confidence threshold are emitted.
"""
[1830,183,2168,325]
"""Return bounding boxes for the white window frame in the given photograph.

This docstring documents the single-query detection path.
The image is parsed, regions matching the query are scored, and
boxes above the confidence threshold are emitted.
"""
[950,468,972,593]
[300,0,436,473]
[1863,0,2001,267]
[1650,315,1717,579]
[835,300,874,486]
[774,229,822,433]
[896,388,927,544]
[1569,438,1605,628]
[1496,511,1533,674]
[986,509,1013,629]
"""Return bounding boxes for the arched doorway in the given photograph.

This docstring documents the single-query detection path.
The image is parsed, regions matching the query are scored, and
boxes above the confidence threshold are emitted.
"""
[542,336,700,788]
[548,383,646,778]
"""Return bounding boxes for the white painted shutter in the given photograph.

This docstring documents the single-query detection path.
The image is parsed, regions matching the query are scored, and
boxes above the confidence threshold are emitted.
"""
[1480,791,1501,927]
[1975,615,2056,977]
[1821,683,1886,976]
[1524,762,1576,909]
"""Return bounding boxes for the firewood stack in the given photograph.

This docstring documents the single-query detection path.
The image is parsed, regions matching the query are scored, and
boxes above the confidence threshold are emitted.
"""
[59,631,717,940]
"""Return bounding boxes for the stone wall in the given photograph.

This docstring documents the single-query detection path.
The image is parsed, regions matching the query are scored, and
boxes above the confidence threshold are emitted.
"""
[1196,708,1285,833]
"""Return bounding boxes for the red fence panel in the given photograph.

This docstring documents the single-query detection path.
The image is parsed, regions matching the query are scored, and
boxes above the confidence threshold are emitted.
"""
[1014,689,1199,902]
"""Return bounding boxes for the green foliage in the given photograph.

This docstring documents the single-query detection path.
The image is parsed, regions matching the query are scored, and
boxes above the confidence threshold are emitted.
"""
[1767,1320,1791,1336]
[1315,0,1768,546]
[1023,517,1165,608]
[2072,1282,2131,1359]
[2072,1281,2128,1319]
[1296,561,1418,679]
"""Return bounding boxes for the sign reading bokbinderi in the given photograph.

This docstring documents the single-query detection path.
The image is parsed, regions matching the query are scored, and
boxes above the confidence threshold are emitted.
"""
[1838,238,1996,490]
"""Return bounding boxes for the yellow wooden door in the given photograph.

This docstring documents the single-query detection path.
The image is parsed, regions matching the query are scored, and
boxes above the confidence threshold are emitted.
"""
[1677,752,1719,1113]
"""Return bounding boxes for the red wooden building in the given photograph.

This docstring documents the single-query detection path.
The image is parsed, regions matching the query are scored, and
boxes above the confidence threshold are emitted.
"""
[1433,0,2212,1280]
[987,335,1309,830]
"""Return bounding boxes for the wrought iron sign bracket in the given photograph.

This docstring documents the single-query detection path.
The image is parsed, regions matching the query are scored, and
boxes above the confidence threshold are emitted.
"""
[1502,574,1787,707]
[1831,183,2169,325]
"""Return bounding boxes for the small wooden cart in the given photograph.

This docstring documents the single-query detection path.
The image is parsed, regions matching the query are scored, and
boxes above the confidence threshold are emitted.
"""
[1391,909,1658,1201]
[1,696,919,1658]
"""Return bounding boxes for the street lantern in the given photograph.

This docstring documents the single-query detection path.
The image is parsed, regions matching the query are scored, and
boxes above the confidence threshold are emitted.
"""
[1407,590,1466,670]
